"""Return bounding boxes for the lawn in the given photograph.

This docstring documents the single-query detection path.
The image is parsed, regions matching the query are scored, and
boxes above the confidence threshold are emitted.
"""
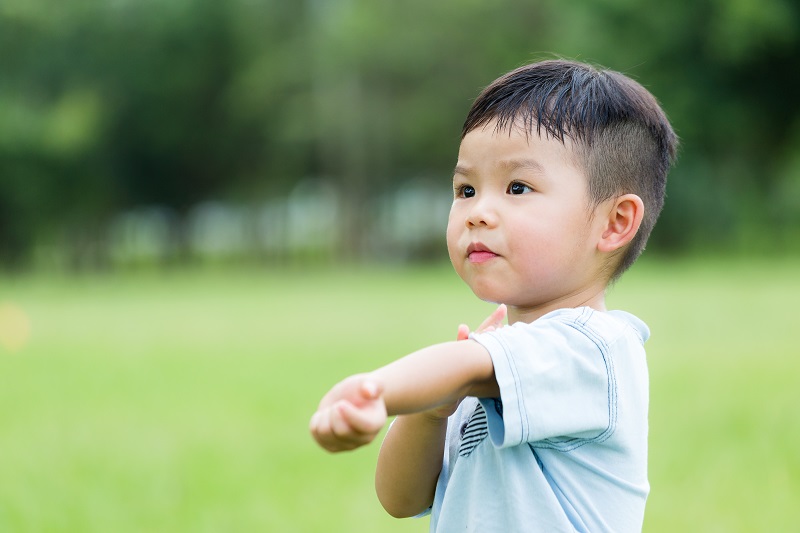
[0,257,798,532]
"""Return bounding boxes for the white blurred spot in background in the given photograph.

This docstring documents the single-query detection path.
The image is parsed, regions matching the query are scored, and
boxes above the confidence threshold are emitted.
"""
[105,178,451,265]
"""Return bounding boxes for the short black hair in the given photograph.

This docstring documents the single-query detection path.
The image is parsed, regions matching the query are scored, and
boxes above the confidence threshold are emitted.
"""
[462,59,678,280]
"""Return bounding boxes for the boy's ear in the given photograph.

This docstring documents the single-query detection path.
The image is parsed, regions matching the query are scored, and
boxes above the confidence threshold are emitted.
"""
[597,194,644,253]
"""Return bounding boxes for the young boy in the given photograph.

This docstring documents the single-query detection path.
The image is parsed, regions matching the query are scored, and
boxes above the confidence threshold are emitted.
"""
[310,59,678,532]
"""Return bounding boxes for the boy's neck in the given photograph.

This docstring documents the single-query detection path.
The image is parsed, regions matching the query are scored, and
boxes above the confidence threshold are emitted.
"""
[506,284,607,325]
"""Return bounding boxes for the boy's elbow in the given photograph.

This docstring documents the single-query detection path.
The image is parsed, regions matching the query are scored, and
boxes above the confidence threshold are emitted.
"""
[380,502,413,519]
[376,478,432,519]
[377,494,430,519]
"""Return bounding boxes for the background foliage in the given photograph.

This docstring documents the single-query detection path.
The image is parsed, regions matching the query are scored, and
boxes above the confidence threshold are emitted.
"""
[2,0,799,269]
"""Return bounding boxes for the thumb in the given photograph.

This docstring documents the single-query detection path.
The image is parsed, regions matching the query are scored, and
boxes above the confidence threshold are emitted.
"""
[361,380,383,400]
[489,304,507,328]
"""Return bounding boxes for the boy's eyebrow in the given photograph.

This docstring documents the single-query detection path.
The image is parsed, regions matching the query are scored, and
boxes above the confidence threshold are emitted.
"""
[453,158,545,179]
[453,163,471,177]
[498,158,545,174]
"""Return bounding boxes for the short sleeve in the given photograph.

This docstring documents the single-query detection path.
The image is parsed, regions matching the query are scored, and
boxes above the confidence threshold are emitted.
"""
[471,308,620,449]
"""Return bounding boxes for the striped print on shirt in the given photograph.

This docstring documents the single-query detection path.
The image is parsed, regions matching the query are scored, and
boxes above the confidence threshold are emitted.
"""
[458,402,489,457]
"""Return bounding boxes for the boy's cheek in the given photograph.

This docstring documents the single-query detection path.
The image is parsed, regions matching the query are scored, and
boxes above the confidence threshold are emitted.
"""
[445,226,462,259]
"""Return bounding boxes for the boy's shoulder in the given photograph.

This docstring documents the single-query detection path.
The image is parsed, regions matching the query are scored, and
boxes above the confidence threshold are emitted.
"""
[507,307,650,346]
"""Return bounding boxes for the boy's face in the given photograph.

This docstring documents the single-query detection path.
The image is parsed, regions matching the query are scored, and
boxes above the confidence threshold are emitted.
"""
[447,121,608,317]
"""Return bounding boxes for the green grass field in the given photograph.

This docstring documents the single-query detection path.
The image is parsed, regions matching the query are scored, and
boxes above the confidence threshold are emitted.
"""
[1,257,798,532]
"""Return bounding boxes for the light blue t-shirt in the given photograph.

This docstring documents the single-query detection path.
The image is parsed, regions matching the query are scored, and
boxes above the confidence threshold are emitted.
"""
[428,307,650,532]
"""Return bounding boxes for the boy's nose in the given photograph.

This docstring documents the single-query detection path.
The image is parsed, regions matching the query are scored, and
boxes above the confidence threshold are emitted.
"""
[465,197,499,228]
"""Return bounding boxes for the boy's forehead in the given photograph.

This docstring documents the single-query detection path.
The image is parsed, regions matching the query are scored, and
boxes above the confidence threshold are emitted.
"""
[458,119,579,164]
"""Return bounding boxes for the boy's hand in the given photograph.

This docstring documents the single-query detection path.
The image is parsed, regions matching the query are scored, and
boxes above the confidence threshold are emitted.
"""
[309,375,387,453]
[457,303,507,341]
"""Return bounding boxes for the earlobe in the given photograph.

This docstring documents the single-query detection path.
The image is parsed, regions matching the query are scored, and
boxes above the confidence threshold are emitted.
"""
[597,194,644,253]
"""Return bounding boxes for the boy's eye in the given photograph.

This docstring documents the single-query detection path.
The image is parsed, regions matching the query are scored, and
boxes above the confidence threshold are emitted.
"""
[456,185,476,198]
[508,182,533,195]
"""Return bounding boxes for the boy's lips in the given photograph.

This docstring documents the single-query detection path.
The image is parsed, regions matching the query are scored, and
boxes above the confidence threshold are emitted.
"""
[467,243,498,264]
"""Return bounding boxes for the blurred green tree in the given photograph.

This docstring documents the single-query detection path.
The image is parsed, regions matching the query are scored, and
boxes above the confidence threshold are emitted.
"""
[0,0,798,267]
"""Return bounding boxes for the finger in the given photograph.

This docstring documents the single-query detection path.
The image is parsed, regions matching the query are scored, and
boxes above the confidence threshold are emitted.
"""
[338,399,385,437]
[329,402,357,438]
[328,402,366,447]
[456,323,470,341]
[310,408,336,449]
[310,408,332,439]
[477,304,507,333]
[486,303,507,328]
[314,406,361,452]
[309,411,321,435]
[493,303,508,322]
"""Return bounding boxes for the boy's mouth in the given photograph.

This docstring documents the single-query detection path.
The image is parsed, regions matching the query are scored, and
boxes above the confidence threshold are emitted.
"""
[467,243,498,264]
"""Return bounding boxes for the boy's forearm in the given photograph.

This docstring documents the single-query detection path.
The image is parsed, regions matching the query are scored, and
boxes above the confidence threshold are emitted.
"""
[376,412,448,517]
[368,339,498,416]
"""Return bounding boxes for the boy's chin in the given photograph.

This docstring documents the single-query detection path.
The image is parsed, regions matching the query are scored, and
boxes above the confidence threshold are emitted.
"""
[459,274,509,305]
[469,286,505,305]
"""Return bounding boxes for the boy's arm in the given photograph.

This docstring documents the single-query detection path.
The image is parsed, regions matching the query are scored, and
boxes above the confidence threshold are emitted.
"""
[309,339,498,451]
[370,303,506,416]
[376,338,499,412]
[309,306,506,517]
[373,306,505,518]
[373,346,478,520]
[374,410,449,518]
